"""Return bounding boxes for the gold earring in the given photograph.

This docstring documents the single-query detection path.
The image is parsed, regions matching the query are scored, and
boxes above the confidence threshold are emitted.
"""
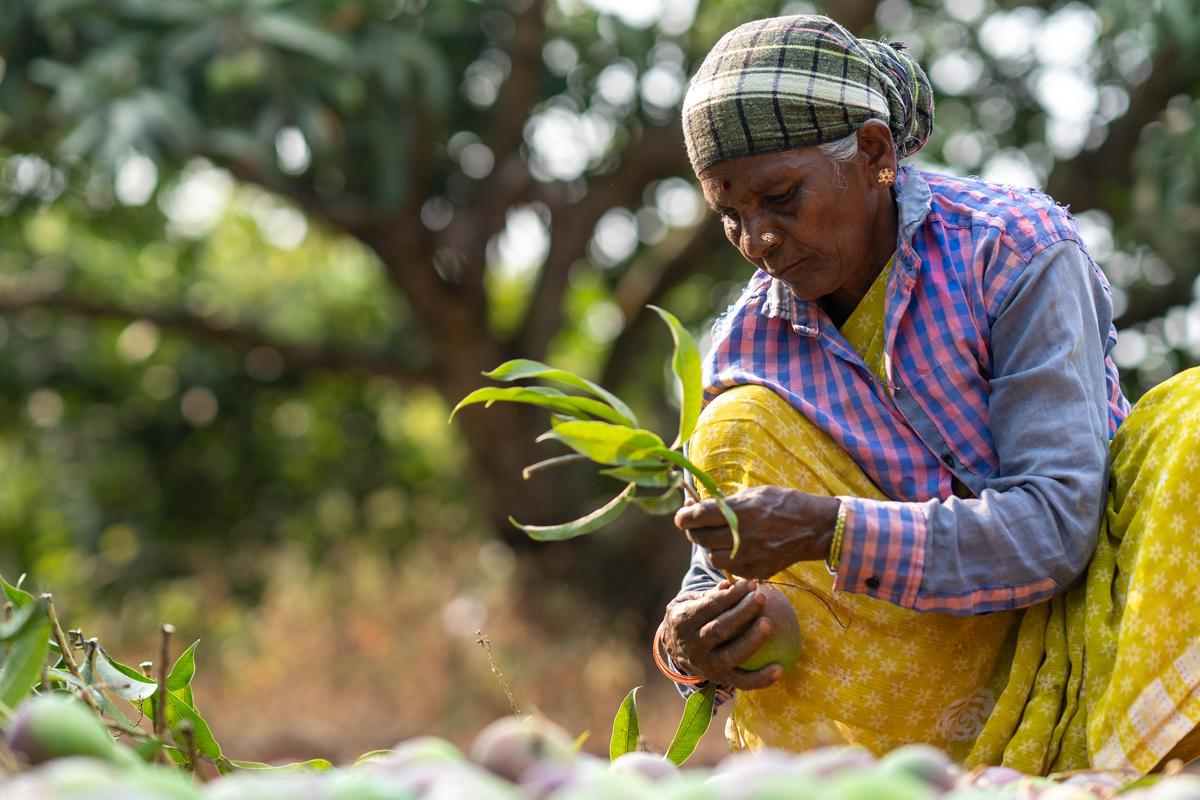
[876,168,897,188]
[761,232,778,245]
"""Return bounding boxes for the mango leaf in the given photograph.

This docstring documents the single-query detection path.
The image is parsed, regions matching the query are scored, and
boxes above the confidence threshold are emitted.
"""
[166,640,199,708]
[142,739,171,764]
[665,684,716,766]
[163,691,221,760]
[96,683,142,731]
[512,483,636,542]
[522,454,589,481]
[655,449,741,556]
[631,477,685,516]
[46,667,89,693]
[649,306,703,450]
[609,687,640,762]
[537,422,665,468]
[0,600,41,641]
[95,649,157,702]
[251,11,354,67]
[1117,773,1161,794]
[451,386,630,426]
[599,465,675,489]
[217,756,334,774]
[1,574,35,609]
[0,597,49,709]
[483,360,638,428]
[351,750,394,769]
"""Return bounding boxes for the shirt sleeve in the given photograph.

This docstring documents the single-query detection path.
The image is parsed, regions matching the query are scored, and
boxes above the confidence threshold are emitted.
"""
[833,240,1112,615]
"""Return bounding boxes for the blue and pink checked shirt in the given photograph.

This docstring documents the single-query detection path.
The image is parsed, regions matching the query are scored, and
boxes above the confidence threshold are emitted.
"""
[681,166,1130,616]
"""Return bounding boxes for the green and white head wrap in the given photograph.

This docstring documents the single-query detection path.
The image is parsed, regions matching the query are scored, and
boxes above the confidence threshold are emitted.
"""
[682,15,935,174]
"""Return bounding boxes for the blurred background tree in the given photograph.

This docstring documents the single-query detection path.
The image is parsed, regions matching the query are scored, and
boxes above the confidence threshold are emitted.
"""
[0,0,1198,758]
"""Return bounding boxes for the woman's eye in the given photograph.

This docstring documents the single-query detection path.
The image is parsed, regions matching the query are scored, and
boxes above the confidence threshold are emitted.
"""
[766,187,796,205]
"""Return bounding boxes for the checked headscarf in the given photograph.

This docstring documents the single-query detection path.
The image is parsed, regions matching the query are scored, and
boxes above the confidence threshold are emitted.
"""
[682,15,934,174]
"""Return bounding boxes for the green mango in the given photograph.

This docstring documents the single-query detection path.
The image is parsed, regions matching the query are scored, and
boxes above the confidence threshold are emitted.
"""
[5,694,131,768]
[383,736,463,766]
[876,744,958,790]
[468,716,575,783]
[738,586,803,674]
[825,772,937,800]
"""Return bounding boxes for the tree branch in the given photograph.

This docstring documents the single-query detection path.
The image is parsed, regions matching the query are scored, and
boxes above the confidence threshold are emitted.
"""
[483,0,548,162]
[0,287,437,385]
[517,120,689,358]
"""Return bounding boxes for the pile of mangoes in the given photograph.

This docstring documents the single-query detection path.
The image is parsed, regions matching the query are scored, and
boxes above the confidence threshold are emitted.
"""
[2,696,1197,799]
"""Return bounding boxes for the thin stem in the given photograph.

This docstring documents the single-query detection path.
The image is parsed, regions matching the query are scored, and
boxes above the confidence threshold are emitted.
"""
[104,718,151,739]
[521,453,589,480]
[760,579,851,630]
[181,721,198,776]
[681,481,702,504]
[475,630,520,717]
[155,624,174,741]
[42,594,103,717]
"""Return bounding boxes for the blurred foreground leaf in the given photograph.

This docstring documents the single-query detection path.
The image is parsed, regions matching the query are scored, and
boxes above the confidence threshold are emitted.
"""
[0,597,49,709]
[609,687,640,762]
[665,684,716,766]
[218,756,335,774]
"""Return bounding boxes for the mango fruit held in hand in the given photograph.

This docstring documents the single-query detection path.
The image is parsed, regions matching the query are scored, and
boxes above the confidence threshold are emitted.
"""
[738,585,803,674]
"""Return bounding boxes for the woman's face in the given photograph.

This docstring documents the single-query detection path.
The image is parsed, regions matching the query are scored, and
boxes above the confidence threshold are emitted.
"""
[697,121,897,315]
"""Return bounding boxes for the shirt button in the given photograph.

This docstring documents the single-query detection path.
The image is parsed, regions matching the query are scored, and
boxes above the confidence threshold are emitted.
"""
[941,452,955,468]
[866,577,881,590]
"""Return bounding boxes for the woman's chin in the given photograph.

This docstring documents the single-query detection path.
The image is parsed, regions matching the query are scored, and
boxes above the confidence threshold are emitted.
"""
[783,282,827,302]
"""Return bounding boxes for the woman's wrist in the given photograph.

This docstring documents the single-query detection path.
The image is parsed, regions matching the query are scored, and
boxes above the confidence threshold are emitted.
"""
[782,490,841,564]
[827,500,847,571]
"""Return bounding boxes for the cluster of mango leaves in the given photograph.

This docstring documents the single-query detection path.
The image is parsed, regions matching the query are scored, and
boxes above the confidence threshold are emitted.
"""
[0,573,330,775]
[452,306,739,551]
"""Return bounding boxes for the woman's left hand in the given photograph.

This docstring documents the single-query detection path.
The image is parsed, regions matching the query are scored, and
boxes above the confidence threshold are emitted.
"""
[674,486,840,578]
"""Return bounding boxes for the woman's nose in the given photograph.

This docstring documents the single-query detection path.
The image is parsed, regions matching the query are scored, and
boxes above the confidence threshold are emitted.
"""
[741,219,780,259]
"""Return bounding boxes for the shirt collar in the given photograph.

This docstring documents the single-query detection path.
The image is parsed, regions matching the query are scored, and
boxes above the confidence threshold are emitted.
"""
[760,165,931,335]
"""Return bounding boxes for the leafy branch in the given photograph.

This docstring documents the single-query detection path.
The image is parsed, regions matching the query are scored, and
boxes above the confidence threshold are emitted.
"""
[0,573,329,776]
[452,304,739,553]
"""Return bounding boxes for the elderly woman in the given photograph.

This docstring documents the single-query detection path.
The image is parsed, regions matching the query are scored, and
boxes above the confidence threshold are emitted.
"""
[656,14,1200,775]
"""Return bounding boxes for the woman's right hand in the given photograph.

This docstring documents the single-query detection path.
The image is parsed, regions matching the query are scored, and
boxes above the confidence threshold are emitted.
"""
[658,578,784,690]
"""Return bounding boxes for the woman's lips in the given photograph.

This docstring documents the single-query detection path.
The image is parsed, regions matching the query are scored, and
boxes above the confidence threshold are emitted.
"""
[766,260,803,280]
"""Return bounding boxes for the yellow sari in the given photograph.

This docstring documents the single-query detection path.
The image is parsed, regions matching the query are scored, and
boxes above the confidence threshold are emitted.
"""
[689,260,1200,774]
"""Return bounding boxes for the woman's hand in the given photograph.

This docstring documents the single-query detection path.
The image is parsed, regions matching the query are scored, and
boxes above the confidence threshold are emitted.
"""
[674,486,840,579]
[659,579,784,690]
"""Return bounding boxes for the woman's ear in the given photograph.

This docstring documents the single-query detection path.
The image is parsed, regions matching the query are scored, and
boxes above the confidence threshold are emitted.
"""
[855,119,898,173]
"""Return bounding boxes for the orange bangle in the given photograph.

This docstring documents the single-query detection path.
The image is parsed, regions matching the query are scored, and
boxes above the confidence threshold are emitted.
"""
[652,625,706,686]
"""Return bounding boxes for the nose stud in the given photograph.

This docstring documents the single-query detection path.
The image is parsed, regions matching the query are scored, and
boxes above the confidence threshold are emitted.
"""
[761,232,778,245]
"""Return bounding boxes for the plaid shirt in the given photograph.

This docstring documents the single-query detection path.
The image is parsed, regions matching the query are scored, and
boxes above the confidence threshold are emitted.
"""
[685,166,1129,615]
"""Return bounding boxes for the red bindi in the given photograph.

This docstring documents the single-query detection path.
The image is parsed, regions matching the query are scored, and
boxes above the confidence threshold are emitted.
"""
[721,180,732,191]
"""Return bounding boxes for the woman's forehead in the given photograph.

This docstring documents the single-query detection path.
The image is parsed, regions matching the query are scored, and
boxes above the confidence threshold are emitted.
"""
[700,150,817,196]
